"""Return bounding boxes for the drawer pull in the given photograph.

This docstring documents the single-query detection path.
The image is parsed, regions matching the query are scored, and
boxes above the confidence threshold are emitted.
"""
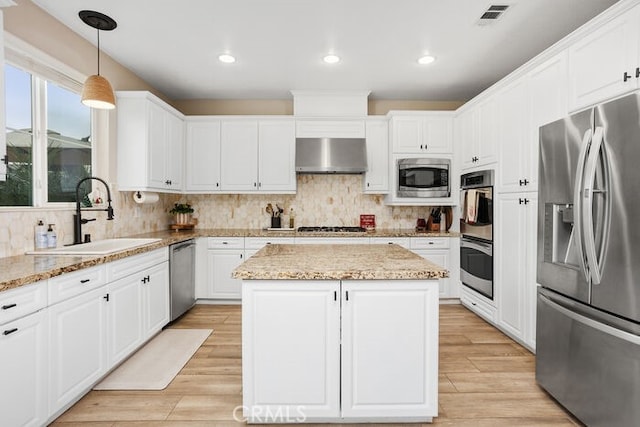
[2,303,17,310]
[80,279,91,284]
[428,241,434,245]
[3,328,18,336]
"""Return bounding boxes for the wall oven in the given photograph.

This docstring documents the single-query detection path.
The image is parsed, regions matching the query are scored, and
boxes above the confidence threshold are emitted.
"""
[397,158,450,198]
[460,170,494,299]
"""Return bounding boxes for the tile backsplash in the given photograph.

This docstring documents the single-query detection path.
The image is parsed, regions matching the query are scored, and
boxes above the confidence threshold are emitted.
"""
[0,174,449,258]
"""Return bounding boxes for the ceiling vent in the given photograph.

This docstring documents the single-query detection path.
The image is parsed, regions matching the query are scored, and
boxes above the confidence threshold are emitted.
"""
[477,5,510,26]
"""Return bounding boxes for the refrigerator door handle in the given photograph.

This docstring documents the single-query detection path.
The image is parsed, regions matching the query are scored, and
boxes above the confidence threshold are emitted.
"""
[539,293,640,345]
[581,126,607,285]
[573,128,592,282]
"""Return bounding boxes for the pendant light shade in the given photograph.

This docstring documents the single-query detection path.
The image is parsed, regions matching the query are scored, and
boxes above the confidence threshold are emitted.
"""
[81,74,116,109]
[79,10,117,110]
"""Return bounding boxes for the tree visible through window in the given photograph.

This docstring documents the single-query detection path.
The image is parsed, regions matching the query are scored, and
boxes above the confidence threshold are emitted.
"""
[1,63,92,207]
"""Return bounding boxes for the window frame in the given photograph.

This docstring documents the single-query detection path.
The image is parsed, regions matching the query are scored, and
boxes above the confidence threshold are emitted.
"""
[2,33,101,210]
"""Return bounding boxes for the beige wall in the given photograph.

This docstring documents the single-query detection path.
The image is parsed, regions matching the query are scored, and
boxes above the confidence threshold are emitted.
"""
[173,98,464,116]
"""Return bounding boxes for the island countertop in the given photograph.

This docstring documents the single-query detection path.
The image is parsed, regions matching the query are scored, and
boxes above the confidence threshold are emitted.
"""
[232,243,449,281]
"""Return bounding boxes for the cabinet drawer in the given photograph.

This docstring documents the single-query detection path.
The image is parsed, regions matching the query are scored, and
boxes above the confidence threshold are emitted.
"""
[207,237,244,249]
[370,237,411,249]
[410,237,450,250]
[460,287,497,324]
[0,281,47,325]
[245,237,294,250]
[48,265,107,305]
[107,247,169,282]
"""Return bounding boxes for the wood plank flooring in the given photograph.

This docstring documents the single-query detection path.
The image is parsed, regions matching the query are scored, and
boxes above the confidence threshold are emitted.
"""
[52,304,582,426]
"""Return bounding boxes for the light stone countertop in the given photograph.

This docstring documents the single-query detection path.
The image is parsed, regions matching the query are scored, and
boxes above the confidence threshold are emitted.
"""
[0,228,458,293]
[232,244,449,280]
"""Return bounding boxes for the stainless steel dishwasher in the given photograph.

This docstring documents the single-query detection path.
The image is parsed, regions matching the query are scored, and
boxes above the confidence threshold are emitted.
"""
[169,239,196,321]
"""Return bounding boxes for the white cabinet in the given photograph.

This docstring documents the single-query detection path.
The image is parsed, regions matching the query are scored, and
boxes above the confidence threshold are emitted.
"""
[205,237,245,299]
[363,118,389,193]
[258,120,296,192]
[116,91,185,193]
[410,237,455,298]
[495,193,538,350]
[242,279,439,423]
[341,281,438,419]
[295,237,371,245]
[244,237,294,258]
[242,281,341,421]
[220,120,258,192]
[460,285,497,324]
[390,113,453,154]
[568,5,640,111]
[459,98,498,170]
[48,285,108,415]
[296,119,365,138]
[185,119,221,192]
[142,262,170,335]
[220,119,296,193]
[0,310,47,427]
[497,79,530,192]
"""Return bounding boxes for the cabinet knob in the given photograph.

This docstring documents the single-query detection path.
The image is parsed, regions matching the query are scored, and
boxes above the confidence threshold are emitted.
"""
[636,67,640,79]
[519,179,529,186]
[80,279,90,284]
[3,328,18,336]
[2,303,17,310]
[103,294,110,302]
[253,182,257,187]
[420,144,423,149]
[624,71,632,82]
[216,182,219,187]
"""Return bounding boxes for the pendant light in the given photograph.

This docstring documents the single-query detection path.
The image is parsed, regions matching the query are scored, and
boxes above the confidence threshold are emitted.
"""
[79,10,117,109]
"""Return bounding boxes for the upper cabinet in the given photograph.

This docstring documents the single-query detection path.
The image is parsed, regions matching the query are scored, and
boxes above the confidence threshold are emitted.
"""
[458,98,498,171]
[185,117,295,194]
[296,119,365,138]
[185,119,221,192]
[568,4,640,111]
[116,92,184,193]
[389,113,453,154]
[363,118,389,193]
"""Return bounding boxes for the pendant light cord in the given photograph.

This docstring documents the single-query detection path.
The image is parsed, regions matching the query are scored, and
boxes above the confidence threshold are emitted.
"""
[96,25,101,76]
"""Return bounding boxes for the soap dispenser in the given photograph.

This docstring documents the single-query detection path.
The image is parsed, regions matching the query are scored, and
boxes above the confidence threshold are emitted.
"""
[35,220,47,249]
[47,224,57,248]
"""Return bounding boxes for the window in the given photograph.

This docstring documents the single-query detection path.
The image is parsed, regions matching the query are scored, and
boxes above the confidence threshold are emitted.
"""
[1,62,93,207]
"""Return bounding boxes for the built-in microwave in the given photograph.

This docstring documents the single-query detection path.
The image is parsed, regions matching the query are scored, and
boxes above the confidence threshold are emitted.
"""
[397,158,451,198]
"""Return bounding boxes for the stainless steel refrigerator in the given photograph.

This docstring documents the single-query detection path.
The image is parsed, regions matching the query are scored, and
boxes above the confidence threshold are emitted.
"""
[537,92,640,427]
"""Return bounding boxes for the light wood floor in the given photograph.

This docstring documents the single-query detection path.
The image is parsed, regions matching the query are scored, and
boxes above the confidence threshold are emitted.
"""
[52,304,582,426]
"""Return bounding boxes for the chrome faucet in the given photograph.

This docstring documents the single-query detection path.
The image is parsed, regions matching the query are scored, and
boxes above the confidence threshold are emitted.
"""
[73,176,114,245]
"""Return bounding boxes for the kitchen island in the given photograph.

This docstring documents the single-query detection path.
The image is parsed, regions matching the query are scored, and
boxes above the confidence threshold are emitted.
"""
[232,243,447,424]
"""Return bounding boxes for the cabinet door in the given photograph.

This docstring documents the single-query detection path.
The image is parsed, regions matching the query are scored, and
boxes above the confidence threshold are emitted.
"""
[220,120,258,191]
[242,281,341,422]
[457,108,477,170]
[424,116,453,153]
[498,79,530,193]
[477,97,498,165]
[0,310,47,427]
[496,193,537,345]
[413,249,450,298]
[185,121,221,192]
[107,276,143,367]
[523,196,539,351]
[49,286,107,415]
[258,120,296,192]
[165,112,184,191]
[363,119,389,193]
[391,116,423,153]
[568,5,640,111]
[207,250,245,299]
[528,51,568,192]
[147,102,168,189]
[341,281,438,419]
[143,262,170,336]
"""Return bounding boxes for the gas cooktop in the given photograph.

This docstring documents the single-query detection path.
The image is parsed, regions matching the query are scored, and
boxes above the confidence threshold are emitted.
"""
[297,226,367,233]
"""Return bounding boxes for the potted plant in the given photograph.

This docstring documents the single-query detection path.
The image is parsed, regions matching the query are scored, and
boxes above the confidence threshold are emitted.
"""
[170,203,194,225]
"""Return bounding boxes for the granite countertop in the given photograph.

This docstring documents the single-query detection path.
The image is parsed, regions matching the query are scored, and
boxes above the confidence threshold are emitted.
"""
[232,244,449,281]
[0,228,458,293]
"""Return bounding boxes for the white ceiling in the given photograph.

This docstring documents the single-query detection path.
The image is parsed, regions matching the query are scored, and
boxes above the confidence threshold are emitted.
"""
[32,0,619,101]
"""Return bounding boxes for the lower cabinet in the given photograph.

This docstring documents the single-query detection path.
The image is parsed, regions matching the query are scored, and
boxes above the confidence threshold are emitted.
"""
[0,310,48,427]
[207,250,245,299]
[242,279,438,423]
[48,285,109,416]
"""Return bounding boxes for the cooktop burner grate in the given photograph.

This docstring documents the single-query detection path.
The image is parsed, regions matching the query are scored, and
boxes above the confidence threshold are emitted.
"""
[297,226,367,233]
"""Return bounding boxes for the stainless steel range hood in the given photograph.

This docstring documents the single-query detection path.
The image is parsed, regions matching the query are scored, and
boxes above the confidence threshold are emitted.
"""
[295,137,367,174]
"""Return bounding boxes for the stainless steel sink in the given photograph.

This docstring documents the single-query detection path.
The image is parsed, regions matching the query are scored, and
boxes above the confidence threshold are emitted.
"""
[26,238,162,256]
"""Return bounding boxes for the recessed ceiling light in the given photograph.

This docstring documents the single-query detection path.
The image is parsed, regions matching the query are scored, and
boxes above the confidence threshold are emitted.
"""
[218,54,236,63]
[323,54,340,64]
[417,55,436,65]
